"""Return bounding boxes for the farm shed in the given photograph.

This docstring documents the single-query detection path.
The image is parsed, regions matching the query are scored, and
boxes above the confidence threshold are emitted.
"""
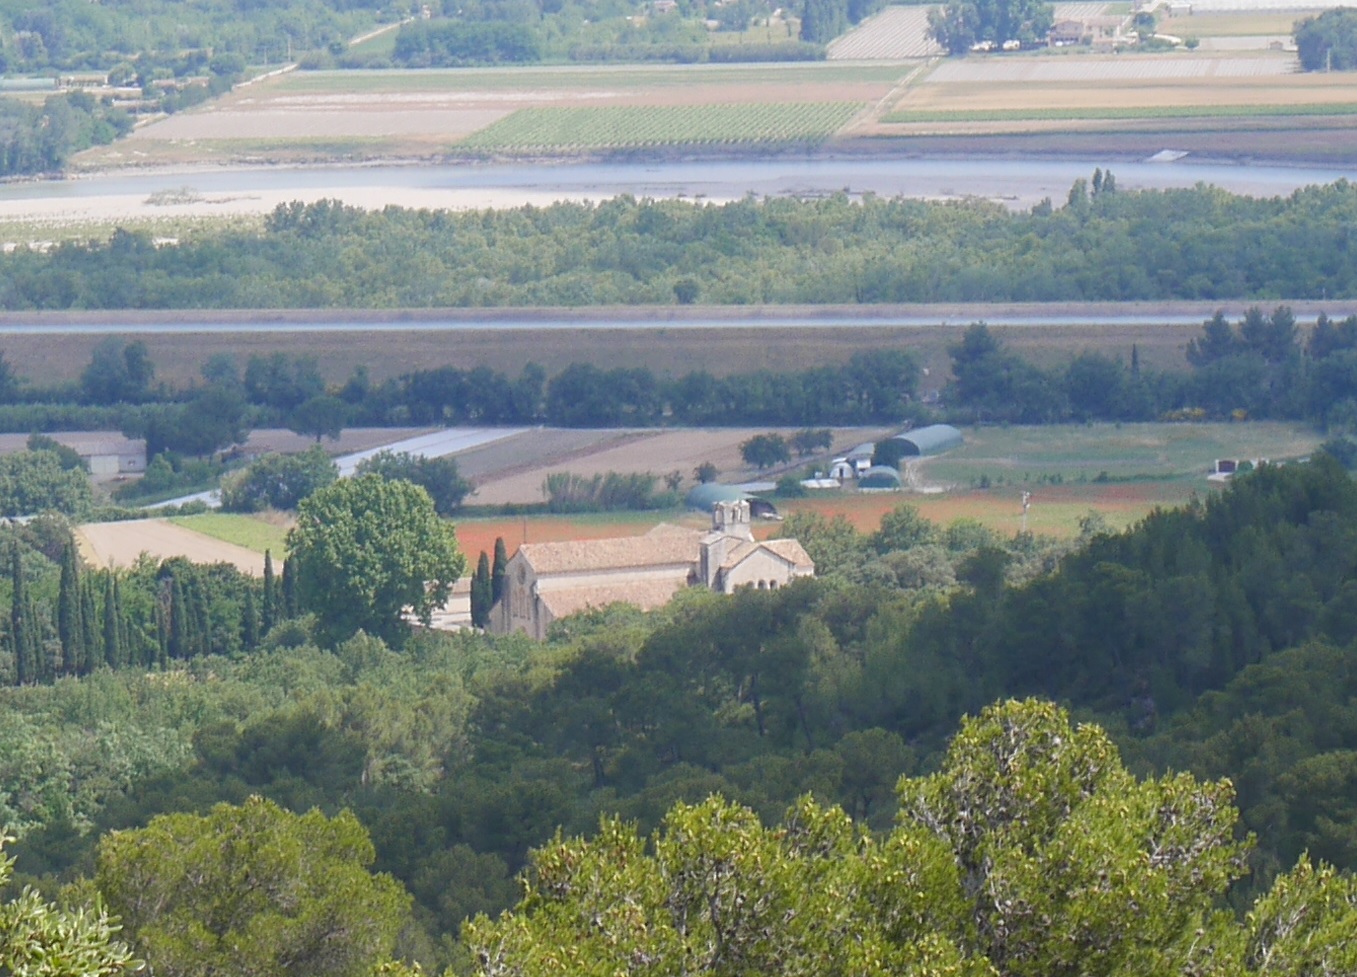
[685,483,779,519]
[858,466,903,490]
[892,424,964,458]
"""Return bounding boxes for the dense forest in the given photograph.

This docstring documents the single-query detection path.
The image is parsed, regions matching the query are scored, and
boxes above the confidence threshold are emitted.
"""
[5,182,1357,309]
[4,457,1357,973]
[0,0,389,74]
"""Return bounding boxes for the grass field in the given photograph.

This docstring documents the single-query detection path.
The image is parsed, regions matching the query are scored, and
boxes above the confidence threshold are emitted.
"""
[1163,11,1320,36]
[167,512,291,554]
[460,102,864,151]
[917,421,1320,487]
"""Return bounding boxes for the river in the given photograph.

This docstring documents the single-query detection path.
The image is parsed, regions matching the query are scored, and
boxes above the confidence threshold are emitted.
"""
[4,155,1357,214]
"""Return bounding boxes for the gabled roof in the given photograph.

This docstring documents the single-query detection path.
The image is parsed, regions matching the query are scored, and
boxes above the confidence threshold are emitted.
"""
[517,529,702,575]
[760,538,814,569]
[538,578,688,619]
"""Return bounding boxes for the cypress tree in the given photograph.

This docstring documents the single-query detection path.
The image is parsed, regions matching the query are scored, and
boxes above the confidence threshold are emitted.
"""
[115,577,136,667]
[191,581,210,657]
[11,545,31,685]
[80,576,100,673]
[491,537,508,605]
[169,579,189,660]
[471,551,491,628]
[281,555,298,618]
[242,587,259,651]
[57,539,82,676]
[31,588,52,684]
[262,549,276,634]
[104,572,122,669]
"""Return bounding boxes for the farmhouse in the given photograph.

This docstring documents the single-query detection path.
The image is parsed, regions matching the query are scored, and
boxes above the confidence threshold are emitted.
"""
[1048,19,1087,46]
[488,500,814,639]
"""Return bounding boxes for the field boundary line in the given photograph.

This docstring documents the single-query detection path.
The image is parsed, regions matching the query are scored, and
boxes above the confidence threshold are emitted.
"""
[843,59,936,135]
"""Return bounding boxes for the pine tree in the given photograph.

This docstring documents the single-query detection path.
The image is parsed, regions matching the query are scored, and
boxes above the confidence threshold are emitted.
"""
[262,549,276,634]
[103,572,122,669]
[492,537,508,605]
[11,545,31,685]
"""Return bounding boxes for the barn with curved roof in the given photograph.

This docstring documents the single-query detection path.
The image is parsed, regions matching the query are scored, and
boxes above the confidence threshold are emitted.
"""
[685,483,779,518]
[892,424,964,457]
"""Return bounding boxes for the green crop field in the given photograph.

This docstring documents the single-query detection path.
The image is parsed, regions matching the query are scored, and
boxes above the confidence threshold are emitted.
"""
[917,422,1322,488]
[459,102,863,150]
[168,513,291,554]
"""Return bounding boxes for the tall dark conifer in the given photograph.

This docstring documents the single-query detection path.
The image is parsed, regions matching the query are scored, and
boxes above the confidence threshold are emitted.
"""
[80,576,100,673]
[281,555,298,618]
[103,572,122,669]
[11,545,31,685]
[262,549,276,634]
[169,579,189,660]
[491,537,508,605]
[242,587,259,650]
[471,551,492,628]
[57,539,83,676]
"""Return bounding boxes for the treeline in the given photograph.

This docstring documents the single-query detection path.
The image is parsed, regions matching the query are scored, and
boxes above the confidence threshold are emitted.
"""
[0,522,299,693]
[0,91,131,177]
[1295,6,1357,71]
[8,183,1357,308]
[0,342,922,444]
[946,309,1357,428]
[7,459,1357,969]
[0,0,385,74]
[374,0,818,70]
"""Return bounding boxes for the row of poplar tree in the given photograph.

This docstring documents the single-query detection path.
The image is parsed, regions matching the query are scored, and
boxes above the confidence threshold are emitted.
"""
[4,538,300,686]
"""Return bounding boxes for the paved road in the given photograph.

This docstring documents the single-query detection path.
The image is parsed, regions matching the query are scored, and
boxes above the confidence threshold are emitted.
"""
[5,302,1356,336]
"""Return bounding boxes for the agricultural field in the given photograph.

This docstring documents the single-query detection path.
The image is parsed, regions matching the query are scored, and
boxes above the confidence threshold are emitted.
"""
[467,425,898,506]
[458,102,864,151]
[76,519,267,574]
[450,421,1328,551]
[828,6,940,60]
[915,421,1321,487]
[878,52,1357,130]
[0,314,1248,390]
[91,63,900,167]
[166,512,291,554]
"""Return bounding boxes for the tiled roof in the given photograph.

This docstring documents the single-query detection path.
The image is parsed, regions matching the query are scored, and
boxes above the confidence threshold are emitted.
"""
[519,530,703,575]
[760,538,815,569]
[539,578,688,618]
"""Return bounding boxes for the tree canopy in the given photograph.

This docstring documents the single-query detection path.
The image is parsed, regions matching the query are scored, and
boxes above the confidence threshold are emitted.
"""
[1295,7,1357,70]
[467,699,1356,977]
[95,795,409,977]
[287,474,466,645]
